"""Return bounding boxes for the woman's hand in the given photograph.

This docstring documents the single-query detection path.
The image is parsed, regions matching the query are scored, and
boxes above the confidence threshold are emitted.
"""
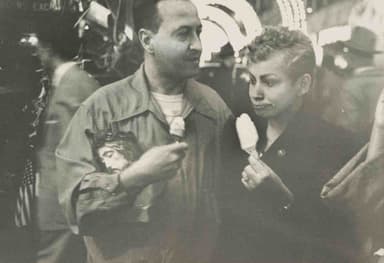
[241,154,294,203]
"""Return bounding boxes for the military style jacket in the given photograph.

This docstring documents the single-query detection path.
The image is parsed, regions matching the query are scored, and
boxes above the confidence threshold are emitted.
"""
[55,65,232,262]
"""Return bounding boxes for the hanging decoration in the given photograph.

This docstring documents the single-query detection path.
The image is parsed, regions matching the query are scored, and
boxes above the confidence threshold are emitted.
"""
[276,0,307,32]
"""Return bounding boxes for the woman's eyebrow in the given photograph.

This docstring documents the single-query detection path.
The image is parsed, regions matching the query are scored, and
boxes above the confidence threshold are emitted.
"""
[260,74,278,81]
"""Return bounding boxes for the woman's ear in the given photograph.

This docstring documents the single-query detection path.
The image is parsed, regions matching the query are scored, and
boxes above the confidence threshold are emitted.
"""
[296,73,312,96]
[137,28,155,54]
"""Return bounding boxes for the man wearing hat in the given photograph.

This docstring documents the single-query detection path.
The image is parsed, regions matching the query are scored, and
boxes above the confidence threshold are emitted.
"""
[321,25,384,141]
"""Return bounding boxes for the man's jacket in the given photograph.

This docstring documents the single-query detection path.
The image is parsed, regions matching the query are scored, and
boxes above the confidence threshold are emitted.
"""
[55,65,232,236]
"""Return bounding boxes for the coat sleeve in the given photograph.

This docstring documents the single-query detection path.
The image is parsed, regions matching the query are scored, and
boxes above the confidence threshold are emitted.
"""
[55,104,140,234]
[321,145,384,258]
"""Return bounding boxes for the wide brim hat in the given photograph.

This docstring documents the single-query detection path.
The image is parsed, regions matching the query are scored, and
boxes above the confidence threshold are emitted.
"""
[343,26,383,54]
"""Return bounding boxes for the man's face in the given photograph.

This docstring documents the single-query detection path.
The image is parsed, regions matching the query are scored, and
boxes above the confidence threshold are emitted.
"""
[151,0,202,80]
[97,144,131,173]
[247,52,304,119]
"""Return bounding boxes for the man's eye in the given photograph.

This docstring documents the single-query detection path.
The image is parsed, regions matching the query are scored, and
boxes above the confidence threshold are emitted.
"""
[196,28,202,36]
[177,30,189,39]
[104,151,114,158]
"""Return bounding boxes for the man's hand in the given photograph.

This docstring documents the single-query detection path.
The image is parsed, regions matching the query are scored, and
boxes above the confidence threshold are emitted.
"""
[119,142,188,189]
[241,154,293,202]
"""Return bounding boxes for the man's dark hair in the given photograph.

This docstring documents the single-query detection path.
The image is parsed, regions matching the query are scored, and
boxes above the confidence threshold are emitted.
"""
[247,26,316,81]
[132,0,190,35]
[133,0,162,35]
[36,14,80,60]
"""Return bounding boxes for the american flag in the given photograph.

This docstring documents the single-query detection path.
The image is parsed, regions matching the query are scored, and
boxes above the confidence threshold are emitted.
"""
[14,76,48,227]
[14,158,37,227]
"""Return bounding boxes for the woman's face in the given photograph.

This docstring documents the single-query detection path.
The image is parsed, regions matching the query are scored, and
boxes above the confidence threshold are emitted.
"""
[247,52,304,119]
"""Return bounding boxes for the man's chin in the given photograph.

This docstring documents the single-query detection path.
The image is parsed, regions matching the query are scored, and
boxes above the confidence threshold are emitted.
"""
[185,67,200,79]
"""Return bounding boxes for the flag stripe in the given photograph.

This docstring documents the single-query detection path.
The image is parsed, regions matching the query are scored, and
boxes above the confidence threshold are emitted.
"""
[14,158,36,227]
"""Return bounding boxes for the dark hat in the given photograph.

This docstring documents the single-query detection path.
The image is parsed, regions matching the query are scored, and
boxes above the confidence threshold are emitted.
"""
[219,42,235,58]
[343,26,383,54]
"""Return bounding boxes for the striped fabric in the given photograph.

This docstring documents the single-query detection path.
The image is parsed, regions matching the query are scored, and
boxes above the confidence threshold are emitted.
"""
[14,76,48,227]
[14,158,37,227]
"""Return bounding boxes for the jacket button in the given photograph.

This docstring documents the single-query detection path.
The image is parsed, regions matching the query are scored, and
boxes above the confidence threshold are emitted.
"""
[277,149,287,157]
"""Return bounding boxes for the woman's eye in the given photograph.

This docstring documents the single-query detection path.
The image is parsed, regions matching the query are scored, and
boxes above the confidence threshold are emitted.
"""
[248,74,257,85]
[264,79,276,87]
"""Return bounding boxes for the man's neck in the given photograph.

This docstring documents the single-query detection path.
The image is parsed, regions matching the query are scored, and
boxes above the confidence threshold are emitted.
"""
[144,61,186,95]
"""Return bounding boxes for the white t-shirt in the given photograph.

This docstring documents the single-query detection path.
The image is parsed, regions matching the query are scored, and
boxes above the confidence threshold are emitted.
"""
[151,92,185,124]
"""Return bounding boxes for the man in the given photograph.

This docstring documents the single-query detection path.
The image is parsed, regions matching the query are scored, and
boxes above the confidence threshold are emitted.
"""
[55,0,232,262]
[320,26,384,141]
[35,15,100,263]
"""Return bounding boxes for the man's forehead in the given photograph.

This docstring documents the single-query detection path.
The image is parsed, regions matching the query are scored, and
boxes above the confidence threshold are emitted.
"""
[157,0,200,27]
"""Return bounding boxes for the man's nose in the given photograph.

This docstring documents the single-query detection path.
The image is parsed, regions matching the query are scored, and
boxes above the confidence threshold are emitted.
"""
[189,32,202,52]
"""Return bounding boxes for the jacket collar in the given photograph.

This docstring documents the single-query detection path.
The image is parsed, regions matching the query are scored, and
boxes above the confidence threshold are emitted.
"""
[117,64,218,122]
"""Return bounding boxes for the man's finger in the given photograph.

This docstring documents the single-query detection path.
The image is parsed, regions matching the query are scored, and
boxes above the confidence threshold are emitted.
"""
[166,142,188,152]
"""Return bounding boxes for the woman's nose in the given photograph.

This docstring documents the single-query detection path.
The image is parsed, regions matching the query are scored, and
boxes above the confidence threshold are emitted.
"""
[249,83,264,101]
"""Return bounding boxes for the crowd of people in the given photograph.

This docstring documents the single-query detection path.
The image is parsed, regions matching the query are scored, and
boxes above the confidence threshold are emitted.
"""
[1,0,384,262]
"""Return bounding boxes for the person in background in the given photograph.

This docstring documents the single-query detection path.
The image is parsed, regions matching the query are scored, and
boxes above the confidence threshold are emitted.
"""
[55,0,231,262]
[197,43,236,111]
[319,26,384,142]
[321,83,384,263]
[34,14,100,263]
[216,26,361,263]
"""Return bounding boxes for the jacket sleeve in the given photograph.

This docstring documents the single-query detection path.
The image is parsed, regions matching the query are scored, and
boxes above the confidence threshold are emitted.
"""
[55,104,140,234]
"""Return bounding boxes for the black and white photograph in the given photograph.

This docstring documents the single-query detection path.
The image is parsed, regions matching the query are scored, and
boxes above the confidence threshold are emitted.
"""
[0,0,384,262]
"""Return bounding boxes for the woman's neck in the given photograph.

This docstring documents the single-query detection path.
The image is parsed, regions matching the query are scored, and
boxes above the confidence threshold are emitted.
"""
[265,105,301,151]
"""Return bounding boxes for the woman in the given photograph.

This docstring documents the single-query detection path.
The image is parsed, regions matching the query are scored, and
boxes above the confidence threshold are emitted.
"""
[216,27,361,263]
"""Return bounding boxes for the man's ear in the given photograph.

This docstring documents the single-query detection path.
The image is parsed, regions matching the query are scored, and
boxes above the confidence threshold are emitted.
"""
[296,73,312,97]
[137,28,155,54]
